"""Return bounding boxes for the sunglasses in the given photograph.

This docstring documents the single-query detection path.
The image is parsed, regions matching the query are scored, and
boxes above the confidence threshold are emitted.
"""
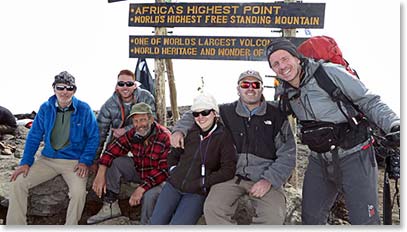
[192,110,213,117]
[239,81,261,89]
[117,81,135,87]
[55,85,75,91]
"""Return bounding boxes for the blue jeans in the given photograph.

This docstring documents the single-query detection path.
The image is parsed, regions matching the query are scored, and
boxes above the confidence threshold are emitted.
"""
[150,182,206,225]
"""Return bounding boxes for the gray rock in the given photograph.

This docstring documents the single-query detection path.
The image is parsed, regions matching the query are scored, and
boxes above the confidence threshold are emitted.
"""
[28,175,69,216]
[95,216,138,225]
[0,123,399,225]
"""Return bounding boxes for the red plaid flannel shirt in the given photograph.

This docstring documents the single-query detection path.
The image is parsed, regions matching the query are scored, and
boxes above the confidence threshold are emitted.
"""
[99,122,170,191]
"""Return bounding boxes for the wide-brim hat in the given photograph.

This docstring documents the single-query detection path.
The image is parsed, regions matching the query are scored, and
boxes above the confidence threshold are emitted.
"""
[127,102,152,119]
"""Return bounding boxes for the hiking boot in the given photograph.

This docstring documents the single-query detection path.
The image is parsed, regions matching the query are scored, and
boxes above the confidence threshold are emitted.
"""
[87,200,121,224]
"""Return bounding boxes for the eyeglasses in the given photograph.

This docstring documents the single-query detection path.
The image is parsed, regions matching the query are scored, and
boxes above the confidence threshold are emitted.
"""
[117,81,135,87]
[55,85,75,91]
[239,81,261,89]
[192,110,213,117]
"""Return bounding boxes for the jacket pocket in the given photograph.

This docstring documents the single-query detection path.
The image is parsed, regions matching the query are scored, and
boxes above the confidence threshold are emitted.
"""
[70,121,85,151]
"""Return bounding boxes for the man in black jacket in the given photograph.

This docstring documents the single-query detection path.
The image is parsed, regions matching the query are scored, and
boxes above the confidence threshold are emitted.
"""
[171,70,296,224]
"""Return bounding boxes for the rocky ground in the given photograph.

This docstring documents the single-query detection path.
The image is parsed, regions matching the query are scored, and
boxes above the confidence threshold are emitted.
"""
[0,120,400,225]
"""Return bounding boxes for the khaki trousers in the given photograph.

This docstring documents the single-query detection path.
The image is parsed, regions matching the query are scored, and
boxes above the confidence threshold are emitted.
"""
[203,177,286,225]
[6,156,87,225]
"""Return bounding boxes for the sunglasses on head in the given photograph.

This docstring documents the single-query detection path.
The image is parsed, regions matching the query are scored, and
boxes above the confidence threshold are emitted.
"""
[239,81,261,89]
[55,85,75,91]
[192,110,213,117]
[117,81,135,87]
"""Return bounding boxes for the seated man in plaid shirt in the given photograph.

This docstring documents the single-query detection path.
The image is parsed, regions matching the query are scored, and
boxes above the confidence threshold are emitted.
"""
[87,102,170,225]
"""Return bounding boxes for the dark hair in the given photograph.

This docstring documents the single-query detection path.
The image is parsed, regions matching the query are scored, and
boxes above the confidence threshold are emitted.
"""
[117,69,135,81]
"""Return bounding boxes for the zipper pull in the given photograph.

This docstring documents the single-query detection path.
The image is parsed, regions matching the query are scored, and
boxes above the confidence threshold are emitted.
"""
[201,164,205,176]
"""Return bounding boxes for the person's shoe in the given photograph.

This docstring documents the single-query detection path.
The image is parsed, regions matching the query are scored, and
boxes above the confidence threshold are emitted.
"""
[86,200,121,224]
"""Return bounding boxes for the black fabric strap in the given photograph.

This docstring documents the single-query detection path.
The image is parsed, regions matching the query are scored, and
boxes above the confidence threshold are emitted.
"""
[313,65,363,128]
[331,148,343,193]
[383,172,392,224]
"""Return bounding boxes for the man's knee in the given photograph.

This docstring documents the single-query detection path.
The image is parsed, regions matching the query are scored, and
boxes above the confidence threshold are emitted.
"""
[257,205,286,224]
[110,156,132,169]
[203,194,221,215]
[67,181,87,201]
[11,175,29,192]
[68,187,87,201]
[204,182,237,215]
[142,186,161,206]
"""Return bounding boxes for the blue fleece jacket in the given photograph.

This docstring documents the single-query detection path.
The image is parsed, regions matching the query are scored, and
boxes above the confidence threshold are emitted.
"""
[20,95,100,166]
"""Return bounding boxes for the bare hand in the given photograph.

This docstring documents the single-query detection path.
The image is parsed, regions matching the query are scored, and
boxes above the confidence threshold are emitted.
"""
[10,164,30,182]
[171,131,185,149]
[74,163,89,178]
[112,128,126,138]
[129,186,145,206]
[249,179,272,198]
[92,172,107,198]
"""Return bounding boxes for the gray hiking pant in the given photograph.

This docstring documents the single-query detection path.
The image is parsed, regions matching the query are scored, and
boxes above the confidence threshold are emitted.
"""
[301,145,380,224]
[106,156,163,225]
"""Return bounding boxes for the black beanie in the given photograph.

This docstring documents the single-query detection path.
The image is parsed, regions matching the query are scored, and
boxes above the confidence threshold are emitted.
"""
[266,38,301,60]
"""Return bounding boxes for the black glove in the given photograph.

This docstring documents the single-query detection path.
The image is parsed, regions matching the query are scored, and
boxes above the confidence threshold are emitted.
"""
[384,125,400,148]
[386,154,400,180]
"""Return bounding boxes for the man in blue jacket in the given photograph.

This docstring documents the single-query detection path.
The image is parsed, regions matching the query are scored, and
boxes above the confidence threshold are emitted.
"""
[6,71,100,225]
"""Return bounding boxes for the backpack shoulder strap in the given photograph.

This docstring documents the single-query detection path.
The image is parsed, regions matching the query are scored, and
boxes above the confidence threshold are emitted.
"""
[278,82,294,117]
[313,65,363,127]
[314,66,338,98]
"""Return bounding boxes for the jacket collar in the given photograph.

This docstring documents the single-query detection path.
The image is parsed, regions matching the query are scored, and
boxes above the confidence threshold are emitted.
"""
[235,96,267,118]
[49,95,78,113]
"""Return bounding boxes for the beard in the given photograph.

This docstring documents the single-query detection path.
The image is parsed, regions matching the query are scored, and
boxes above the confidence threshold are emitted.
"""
[135,124,151,137]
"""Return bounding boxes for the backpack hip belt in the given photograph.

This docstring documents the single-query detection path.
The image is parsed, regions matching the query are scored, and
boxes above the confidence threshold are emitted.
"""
[300,119,370,153]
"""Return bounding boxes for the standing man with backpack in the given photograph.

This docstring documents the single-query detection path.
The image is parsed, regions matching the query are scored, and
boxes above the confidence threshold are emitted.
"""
[266,38,400,225]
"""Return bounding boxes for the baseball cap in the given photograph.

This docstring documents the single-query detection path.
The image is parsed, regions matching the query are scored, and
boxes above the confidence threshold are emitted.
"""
[237,70,263,83]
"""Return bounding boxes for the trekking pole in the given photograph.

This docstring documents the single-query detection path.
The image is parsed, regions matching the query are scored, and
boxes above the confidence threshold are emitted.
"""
[383,169,392,225]
[373,131,400,225]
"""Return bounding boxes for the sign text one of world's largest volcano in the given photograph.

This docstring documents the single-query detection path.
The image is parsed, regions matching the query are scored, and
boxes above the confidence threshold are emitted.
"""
[129,35,306,61]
